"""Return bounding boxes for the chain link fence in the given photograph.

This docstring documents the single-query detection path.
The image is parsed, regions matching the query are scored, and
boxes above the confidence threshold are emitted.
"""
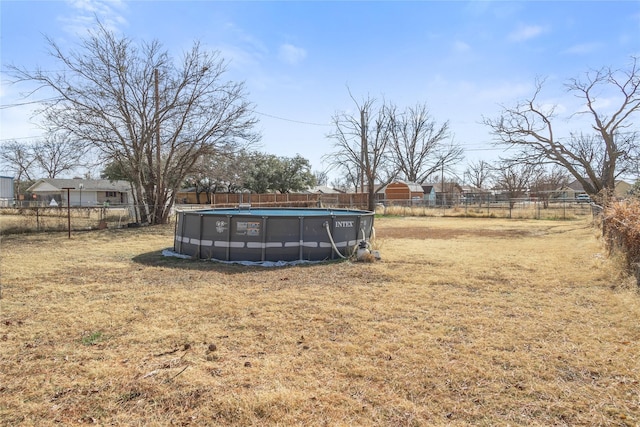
[376,197,599,220]
[0,206,137,235]
[1,197,603,236]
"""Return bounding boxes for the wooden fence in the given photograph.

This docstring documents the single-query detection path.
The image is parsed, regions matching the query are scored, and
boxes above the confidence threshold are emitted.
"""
[205,192,370,209]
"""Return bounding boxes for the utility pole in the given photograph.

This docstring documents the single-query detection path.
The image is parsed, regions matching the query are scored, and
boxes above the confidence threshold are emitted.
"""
[154,68,161,223]
[62,187,74,238]
[360,108,366,193]
[441,162,445,208]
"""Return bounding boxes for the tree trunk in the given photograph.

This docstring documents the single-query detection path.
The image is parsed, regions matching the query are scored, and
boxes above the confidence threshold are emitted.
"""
[367,186,376,212]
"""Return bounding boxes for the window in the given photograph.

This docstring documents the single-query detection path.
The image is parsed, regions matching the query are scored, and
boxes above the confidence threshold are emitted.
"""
[106,191,117,197]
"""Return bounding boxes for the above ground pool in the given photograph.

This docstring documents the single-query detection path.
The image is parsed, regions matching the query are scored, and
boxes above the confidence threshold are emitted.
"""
[173,207,375,262]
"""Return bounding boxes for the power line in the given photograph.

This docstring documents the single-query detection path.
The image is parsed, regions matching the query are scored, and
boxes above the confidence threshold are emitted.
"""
[1,68,67,73]
[0,136,44,143]
[0,96,333,128]
[464,147,508,152]
[0,97,62,110]
[252,110,331,127]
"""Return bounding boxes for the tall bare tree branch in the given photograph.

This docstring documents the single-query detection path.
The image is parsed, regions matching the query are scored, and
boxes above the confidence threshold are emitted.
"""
[8,21,259,223]
[33,132,88,178]
[388,102,462,183]
[324,93,396,211]
[464,160,493,190]
[484,57,640,204]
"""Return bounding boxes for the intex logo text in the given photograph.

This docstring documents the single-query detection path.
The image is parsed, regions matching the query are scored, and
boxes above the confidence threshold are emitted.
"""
[335,220,354,228]
[215,220,227,233]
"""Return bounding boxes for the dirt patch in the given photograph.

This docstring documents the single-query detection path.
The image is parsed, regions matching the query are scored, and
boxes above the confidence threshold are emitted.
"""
[375,227,531,240]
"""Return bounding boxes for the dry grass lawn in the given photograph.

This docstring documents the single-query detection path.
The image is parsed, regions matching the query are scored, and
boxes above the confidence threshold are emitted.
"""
[1,216,639,426]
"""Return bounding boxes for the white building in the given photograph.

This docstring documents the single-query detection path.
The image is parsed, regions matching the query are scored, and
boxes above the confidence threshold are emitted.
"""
[0,175,14,206]
[27,178,132,207]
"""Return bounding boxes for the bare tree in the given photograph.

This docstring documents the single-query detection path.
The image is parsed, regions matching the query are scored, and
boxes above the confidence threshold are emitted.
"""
[33,132,87,178]
[9,22,258,224]
[0,134,88,182]
[330,163,359,193]
[484,57,639,204]
[388,102,462,183]
[0,140,37,199]
[182,154,216,204]
[529,165,570,208]
[464,160,493,190]
[324,93,395,211]
[566,59,639,195]
[0,140,36,183]
[492,160,541,208]
[313,170,329,187]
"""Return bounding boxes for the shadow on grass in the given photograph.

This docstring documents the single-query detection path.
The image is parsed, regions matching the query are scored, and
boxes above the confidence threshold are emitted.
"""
[131,249,249,273]
[131,248,346,273]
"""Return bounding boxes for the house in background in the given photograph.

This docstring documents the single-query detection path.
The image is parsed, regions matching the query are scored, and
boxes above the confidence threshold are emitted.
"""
[421,185,437,206]
[427,182,464,206]
[459,185,492,204]
[0,175,14,206]
[27,178,132,207]
[565,180,589,199]
[307,185,344,194]
[614,180,633,198]
[176,187,211,204]
[562,179,633,200]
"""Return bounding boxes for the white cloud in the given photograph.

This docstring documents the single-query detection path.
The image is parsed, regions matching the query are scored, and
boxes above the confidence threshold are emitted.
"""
[563,42,604,55]
[475,81,533,104]
[278,43,307,65]
[211,22,270,73]
[209,22,274,90]
[225,22,269,56]
[452,40,471,53]
[67,0,111,14]
[60,0,128,35]
[508,24,547,42]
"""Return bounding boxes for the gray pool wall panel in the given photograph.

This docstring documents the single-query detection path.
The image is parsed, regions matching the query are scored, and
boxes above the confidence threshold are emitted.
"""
[173,208,374,262]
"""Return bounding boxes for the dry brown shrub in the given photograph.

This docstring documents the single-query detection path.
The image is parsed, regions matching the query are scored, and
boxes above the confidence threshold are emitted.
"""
[604,200,640,284]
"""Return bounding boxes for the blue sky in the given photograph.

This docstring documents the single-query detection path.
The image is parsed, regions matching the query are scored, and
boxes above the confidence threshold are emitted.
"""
[1,1,639,181]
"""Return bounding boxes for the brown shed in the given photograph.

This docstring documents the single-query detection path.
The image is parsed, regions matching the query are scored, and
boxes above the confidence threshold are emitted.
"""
[384,181,424,201]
